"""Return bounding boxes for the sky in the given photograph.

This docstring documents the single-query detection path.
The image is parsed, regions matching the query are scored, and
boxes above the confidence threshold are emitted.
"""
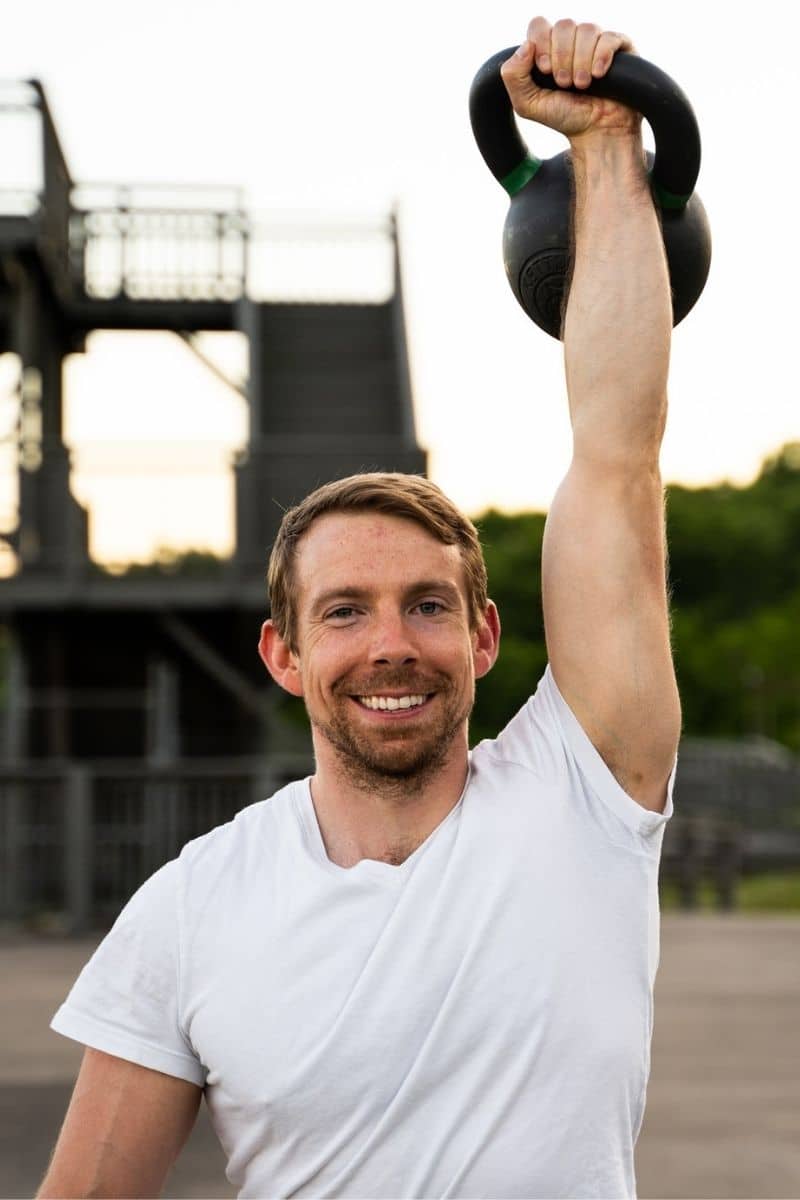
[1,0,798,565]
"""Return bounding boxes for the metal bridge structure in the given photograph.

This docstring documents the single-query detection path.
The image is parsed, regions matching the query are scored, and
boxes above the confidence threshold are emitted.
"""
[0,79,425,799]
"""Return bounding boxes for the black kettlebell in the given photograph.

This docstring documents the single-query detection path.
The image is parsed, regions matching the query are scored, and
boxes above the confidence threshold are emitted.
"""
[469,48,711,338]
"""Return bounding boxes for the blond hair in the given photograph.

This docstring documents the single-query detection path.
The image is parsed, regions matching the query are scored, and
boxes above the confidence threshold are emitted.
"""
[267,473,488,651]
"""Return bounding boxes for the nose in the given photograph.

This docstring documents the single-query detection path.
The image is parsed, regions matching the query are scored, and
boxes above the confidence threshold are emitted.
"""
[369,610,418,667]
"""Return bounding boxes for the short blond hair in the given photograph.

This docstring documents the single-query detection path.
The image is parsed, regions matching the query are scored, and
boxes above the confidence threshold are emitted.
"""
[267,473,488,651]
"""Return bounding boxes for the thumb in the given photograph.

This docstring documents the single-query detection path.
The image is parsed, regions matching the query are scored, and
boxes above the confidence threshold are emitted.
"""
[499,41,540,111]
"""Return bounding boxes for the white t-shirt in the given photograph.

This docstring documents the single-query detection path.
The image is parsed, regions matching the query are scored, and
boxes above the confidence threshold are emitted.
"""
[52,667,673,1199]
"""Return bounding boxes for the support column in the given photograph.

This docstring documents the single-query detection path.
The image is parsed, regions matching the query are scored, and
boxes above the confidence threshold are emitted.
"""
[64,764,92,934]
[11,255,89,575]
[0,628,28,760]
[146,658,180,766]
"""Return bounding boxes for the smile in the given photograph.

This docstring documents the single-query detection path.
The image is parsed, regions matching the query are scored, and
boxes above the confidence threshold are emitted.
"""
[356,694,429,711]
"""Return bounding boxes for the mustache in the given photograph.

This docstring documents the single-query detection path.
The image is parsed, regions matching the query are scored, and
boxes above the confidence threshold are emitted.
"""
[335,670,450,696]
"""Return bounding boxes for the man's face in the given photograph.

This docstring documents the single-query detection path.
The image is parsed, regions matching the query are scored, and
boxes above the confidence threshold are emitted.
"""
[275,512,497,787]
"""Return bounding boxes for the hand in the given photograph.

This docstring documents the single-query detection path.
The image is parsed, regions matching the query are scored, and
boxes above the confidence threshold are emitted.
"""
[500,17,640,142]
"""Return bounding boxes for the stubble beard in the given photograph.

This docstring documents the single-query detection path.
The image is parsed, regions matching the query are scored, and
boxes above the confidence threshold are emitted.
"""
[309,673,474,799]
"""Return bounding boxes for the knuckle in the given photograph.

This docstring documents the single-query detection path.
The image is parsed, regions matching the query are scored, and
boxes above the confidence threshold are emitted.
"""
[500,71,525,98]
[527,15,551,32]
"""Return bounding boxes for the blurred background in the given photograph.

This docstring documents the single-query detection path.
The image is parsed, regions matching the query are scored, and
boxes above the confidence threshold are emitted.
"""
[0,1,798,1197]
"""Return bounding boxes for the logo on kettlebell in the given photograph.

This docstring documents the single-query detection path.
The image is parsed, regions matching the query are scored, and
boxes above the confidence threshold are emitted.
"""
[519,250,569,334]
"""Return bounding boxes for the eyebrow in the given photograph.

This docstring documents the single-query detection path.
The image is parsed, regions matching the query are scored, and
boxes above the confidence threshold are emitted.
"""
[310,580,463,613]
[311,587,372,613]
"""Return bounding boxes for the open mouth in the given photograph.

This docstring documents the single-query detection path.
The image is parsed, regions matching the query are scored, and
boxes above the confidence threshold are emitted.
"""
[353,693,432,713]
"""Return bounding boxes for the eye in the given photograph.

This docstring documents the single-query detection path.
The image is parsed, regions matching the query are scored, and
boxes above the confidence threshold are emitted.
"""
[415,600,444,616]
[326,606,357,620]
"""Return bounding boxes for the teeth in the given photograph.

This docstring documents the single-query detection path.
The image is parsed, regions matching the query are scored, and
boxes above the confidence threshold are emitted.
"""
[358,694,427,711]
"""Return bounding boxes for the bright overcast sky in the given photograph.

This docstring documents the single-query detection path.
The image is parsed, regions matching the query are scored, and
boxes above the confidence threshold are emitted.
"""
[1,0,798,564]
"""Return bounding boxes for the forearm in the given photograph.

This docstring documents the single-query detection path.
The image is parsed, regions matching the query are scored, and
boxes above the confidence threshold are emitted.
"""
[564,133,671,467]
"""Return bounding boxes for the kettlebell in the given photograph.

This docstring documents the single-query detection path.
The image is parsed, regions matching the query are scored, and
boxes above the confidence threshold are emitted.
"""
[469,48,711,338]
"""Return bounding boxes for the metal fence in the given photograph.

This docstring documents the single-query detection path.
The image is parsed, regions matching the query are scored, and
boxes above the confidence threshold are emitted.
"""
[660,738,800,907]
[0,757,311,932]
[1,741,799,932]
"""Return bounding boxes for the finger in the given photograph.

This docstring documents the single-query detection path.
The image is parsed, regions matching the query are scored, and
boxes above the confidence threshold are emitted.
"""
[499,39,537,108]
[550,18,578,88]
[573,22,602,89]
[592,30,635,78]
[526,15,553,73]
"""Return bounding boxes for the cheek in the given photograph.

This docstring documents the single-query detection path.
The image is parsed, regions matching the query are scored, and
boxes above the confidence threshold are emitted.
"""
[423,631,478,676]
[300,636,359,692]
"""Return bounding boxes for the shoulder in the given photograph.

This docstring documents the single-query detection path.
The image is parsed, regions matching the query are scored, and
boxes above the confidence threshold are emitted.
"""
[177,779,301,897]
[80,781,296,954]
[471,667,673,849]
[180,779,297,861]
[81,781,303,991]
[472,667,567,782]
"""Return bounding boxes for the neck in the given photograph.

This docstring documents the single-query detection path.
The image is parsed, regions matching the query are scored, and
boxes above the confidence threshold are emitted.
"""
[309,731,470,868]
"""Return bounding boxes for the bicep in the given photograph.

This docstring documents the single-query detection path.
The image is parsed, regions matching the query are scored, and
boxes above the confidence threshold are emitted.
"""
[542,456,680,810]
[38,1047,202,1198]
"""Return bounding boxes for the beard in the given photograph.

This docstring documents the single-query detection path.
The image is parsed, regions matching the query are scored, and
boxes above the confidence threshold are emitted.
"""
[308,668,474,796]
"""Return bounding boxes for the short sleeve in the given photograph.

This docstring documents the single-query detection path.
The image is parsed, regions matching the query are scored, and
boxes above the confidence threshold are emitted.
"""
[485,665,675,847]
[50,859,206,1087]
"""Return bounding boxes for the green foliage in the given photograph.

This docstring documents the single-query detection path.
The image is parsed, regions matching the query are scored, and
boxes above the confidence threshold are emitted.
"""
[667,443,800,749]
[476,510,546,643]
[660,871,800,912]
[470,510,547,745]
[667,442,800,621]
[738,870,800,911]
[470,443,800,751]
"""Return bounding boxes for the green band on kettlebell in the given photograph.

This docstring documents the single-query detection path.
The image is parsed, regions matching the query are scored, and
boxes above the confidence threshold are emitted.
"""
[501,155,543,196]
[650,175,691,211]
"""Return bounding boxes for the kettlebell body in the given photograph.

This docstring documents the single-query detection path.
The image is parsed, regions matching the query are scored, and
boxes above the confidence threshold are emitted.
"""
[470,48,712,338]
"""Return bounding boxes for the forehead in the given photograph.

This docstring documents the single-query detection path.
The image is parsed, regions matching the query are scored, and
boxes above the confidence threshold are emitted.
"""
[294,511,464,599]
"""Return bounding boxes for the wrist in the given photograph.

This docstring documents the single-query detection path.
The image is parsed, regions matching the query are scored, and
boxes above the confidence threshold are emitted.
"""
[569,124,644,160]
[569,132,651,201]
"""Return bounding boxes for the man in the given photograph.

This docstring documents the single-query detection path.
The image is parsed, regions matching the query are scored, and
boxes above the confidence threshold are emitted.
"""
[40,17,679,1199]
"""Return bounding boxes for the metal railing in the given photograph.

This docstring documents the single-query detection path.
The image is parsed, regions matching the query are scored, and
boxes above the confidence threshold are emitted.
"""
[68,184,249,302]
[659,738,800,908]
[1,741,798,932]
[67,197,395,304]
[0,757,311,932]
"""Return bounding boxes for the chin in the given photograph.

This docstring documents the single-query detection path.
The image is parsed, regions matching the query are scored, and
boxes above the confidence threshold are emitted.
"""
[314,716,464,789]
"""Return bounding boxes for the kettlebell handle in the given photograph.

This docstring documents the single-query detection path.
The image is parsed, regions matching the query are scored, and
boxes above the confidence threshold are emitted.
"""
[470,48,702,209]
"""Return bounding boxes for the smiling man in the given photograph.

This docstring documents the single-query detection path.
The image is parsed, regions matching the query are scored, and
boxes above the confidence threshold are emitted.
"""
[42,17,679,1200]
[259,489,501,868]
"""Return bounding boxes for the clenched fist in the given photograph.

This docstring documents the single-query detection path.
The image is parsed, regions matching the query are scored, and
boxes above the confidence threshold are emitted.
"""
[500,16,641,142]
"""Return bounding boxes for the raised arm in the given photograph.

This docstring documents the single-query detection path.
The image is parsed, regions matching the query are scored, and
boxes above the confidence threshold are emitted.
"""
[501,18,681,812]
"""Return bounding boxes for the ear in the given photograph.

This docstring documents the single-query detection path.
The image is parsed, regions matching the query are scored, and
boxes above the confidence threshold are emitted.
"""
[258,619,304,697]
[472,600,501,680]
